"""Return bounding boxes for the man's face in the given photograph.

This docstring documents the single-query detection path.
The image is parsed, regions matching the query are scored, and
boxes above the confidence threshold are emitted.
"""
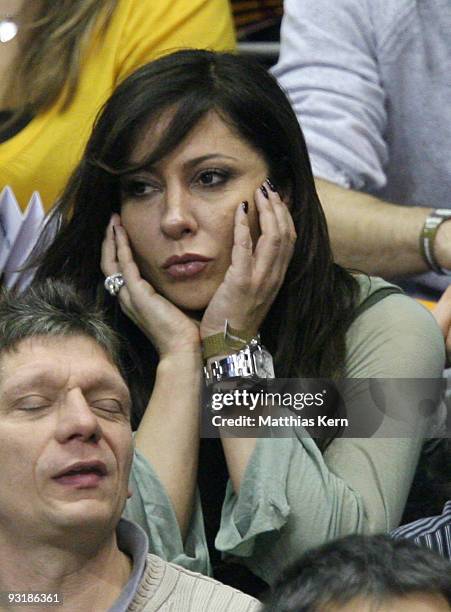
[0,335,133,541]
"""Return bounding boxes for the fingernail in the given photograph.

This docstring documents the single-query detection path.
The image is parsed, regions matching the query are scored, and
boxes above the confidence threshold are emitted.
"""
[260,184,269,199]
[266,178,277,192]
[241,201,249,214]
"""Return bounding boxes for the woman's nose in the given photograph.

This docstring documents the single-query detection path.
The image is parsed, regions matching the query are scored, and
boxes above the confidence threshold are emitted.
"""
[160,187,198,240]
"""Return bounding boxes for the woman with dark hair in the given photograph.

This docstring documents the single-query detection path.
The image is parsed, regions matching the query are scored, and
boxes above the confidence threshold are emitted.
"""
[33,50,444,591]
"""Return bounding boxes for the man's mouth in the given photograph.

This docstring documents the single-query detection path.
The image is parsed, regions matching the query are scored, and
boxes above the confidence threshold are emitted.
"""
[53,461,107,488]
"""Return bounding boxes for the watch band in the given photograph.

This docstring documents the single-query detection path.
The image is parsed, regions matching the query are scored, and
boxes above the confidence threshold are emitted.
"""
[420,209,451,275]
[203,338,274,386]
[202,320,256,360]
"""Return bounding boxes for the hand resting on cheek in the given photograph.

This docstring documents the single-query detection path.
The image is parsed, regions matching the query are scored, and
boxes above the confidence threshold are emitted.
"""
[200,180,296,341]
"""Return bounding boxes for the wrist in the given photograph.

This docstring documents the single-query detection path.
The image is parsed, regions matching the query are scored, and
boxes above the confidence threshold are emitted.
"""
[158,350,203,371]
[201,321,258,360]
[204,350,237,368]
[203,338,275,386]
[420,209,451,275]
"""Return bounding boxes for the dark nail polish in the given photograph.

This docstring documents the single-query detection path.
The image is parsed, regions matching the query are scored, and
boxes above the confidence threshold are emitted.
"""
[266,178,277,192]
[241,201,249,214]
[260,184,269,199]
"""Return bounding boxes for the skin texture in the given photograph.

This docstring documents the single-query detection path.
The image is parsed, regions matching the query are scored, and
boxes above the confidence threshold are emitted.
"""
[105,110,296,349]
[0,335,132,537]
[317,178,451,350]
[119,111,265,314]
[0,335,134,610]
[315,178,451,279]
[100,111,296,531]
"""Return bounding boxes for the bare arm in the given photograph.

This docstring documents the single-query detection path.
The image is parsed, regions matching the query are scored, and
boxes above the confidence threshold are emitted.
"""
[102,216,202,539]
[200,183,296,493]
[220,436,257,494]
[316,178,451,278]
[274,0,451,280]
[134,353,202,538]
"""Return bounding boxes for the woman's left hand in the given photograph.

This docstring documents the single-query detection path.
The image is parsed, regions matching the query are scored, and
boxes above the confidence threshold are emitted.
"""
[200,181,296,340]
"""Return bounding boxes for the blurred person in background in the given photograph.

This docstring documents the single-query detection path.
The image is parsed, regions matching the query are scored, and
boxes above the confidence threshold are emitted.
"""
[263,534,451,612]
[273,0,451,302]
[391,434,451,561]
[0,0,235,211]
[392,498,451,561]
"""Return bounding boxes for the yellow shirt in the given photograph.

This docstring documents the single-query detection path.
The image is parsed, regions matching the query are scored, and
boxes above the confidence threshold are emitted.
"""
[0,0,235,211]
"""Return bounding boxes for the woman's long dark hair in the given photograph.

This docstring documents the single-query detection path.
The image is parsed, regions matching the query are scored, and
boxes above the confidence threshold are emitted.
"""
[33,50,359,436]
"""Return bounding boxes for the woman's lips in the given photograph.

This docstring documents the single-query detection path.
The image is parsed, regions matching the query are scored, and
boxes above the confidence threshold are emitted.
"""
[163,254,212,279]
[165,260,209,279]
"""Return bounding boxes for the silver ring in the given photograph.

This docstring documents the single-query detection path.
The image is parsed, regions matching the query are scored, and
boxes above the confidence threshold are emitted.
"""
[104,273,125,297]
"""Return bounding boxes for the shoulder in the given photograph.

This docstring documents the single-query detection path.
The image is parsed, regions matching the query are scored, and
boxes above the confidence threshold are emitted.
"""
[392,500,451,546]
[111,0,235,33]
[134,554,260,611]
[352,275,439,333]
[105,0,234,83]
[353,275,403,311]
[282,0,410,36]
[345,276,445,377]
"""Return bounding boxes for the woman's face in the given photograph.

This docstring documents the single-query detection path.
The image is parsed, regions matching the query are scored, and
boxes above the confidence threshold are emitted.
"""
[120,111,268,312]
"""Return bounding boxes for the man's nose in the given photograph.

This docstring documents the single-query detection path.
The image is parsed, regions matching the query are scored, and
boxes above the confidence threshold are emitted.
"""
[160,186,198,240]
[54,389,101,444]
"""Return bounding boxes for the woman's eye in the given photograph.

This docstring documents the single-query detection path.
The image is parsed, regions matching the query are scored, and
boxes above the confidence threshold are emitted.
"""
[196,169,229,187]
[121,178,157,198]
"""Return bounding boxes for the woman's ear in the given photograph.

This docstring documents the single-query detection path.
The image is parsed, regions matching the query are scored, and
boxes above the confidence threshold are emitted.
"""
[277,181,293,210]
[283,187,293,210]
[267,175,293,210]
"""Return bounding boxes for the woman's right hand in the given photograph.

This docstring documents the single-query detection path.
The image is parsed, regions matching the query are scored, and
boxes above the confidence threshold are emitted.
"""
[101,214,201,359]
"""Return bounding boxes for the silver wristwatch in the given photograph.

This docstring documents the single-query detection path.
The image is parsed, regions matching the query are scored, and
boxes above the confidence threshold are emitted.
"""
[420,209,451,275]
[203,338,275,386]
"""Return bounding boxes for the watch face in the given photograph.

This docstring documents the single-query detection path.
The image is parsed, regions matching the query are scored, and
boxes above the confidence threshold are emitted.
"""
[254,347,275,378]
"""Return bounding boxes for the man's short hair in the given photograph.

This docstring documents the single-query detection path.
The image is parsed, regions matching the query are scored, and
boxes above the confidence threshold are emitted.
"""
[263,534,451,611]
[0,280,122,370]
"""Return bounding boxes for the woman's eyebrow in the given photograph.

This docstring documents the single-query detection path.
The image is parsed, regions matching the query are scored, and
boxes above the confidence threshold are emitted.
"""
[183,154,238,168]
[121,153,240,181]
[124,154,239,175]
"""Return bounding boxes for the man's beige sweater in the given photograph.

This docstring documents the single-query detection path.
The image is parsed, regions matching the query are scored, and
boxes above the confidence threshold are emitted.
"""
[128,554,261,611]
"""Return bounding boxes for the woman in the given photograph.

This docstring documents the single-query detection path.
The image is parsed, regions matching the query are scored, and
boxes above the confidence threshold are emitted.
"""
[0,0,234,210]
[33,50,445,589]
